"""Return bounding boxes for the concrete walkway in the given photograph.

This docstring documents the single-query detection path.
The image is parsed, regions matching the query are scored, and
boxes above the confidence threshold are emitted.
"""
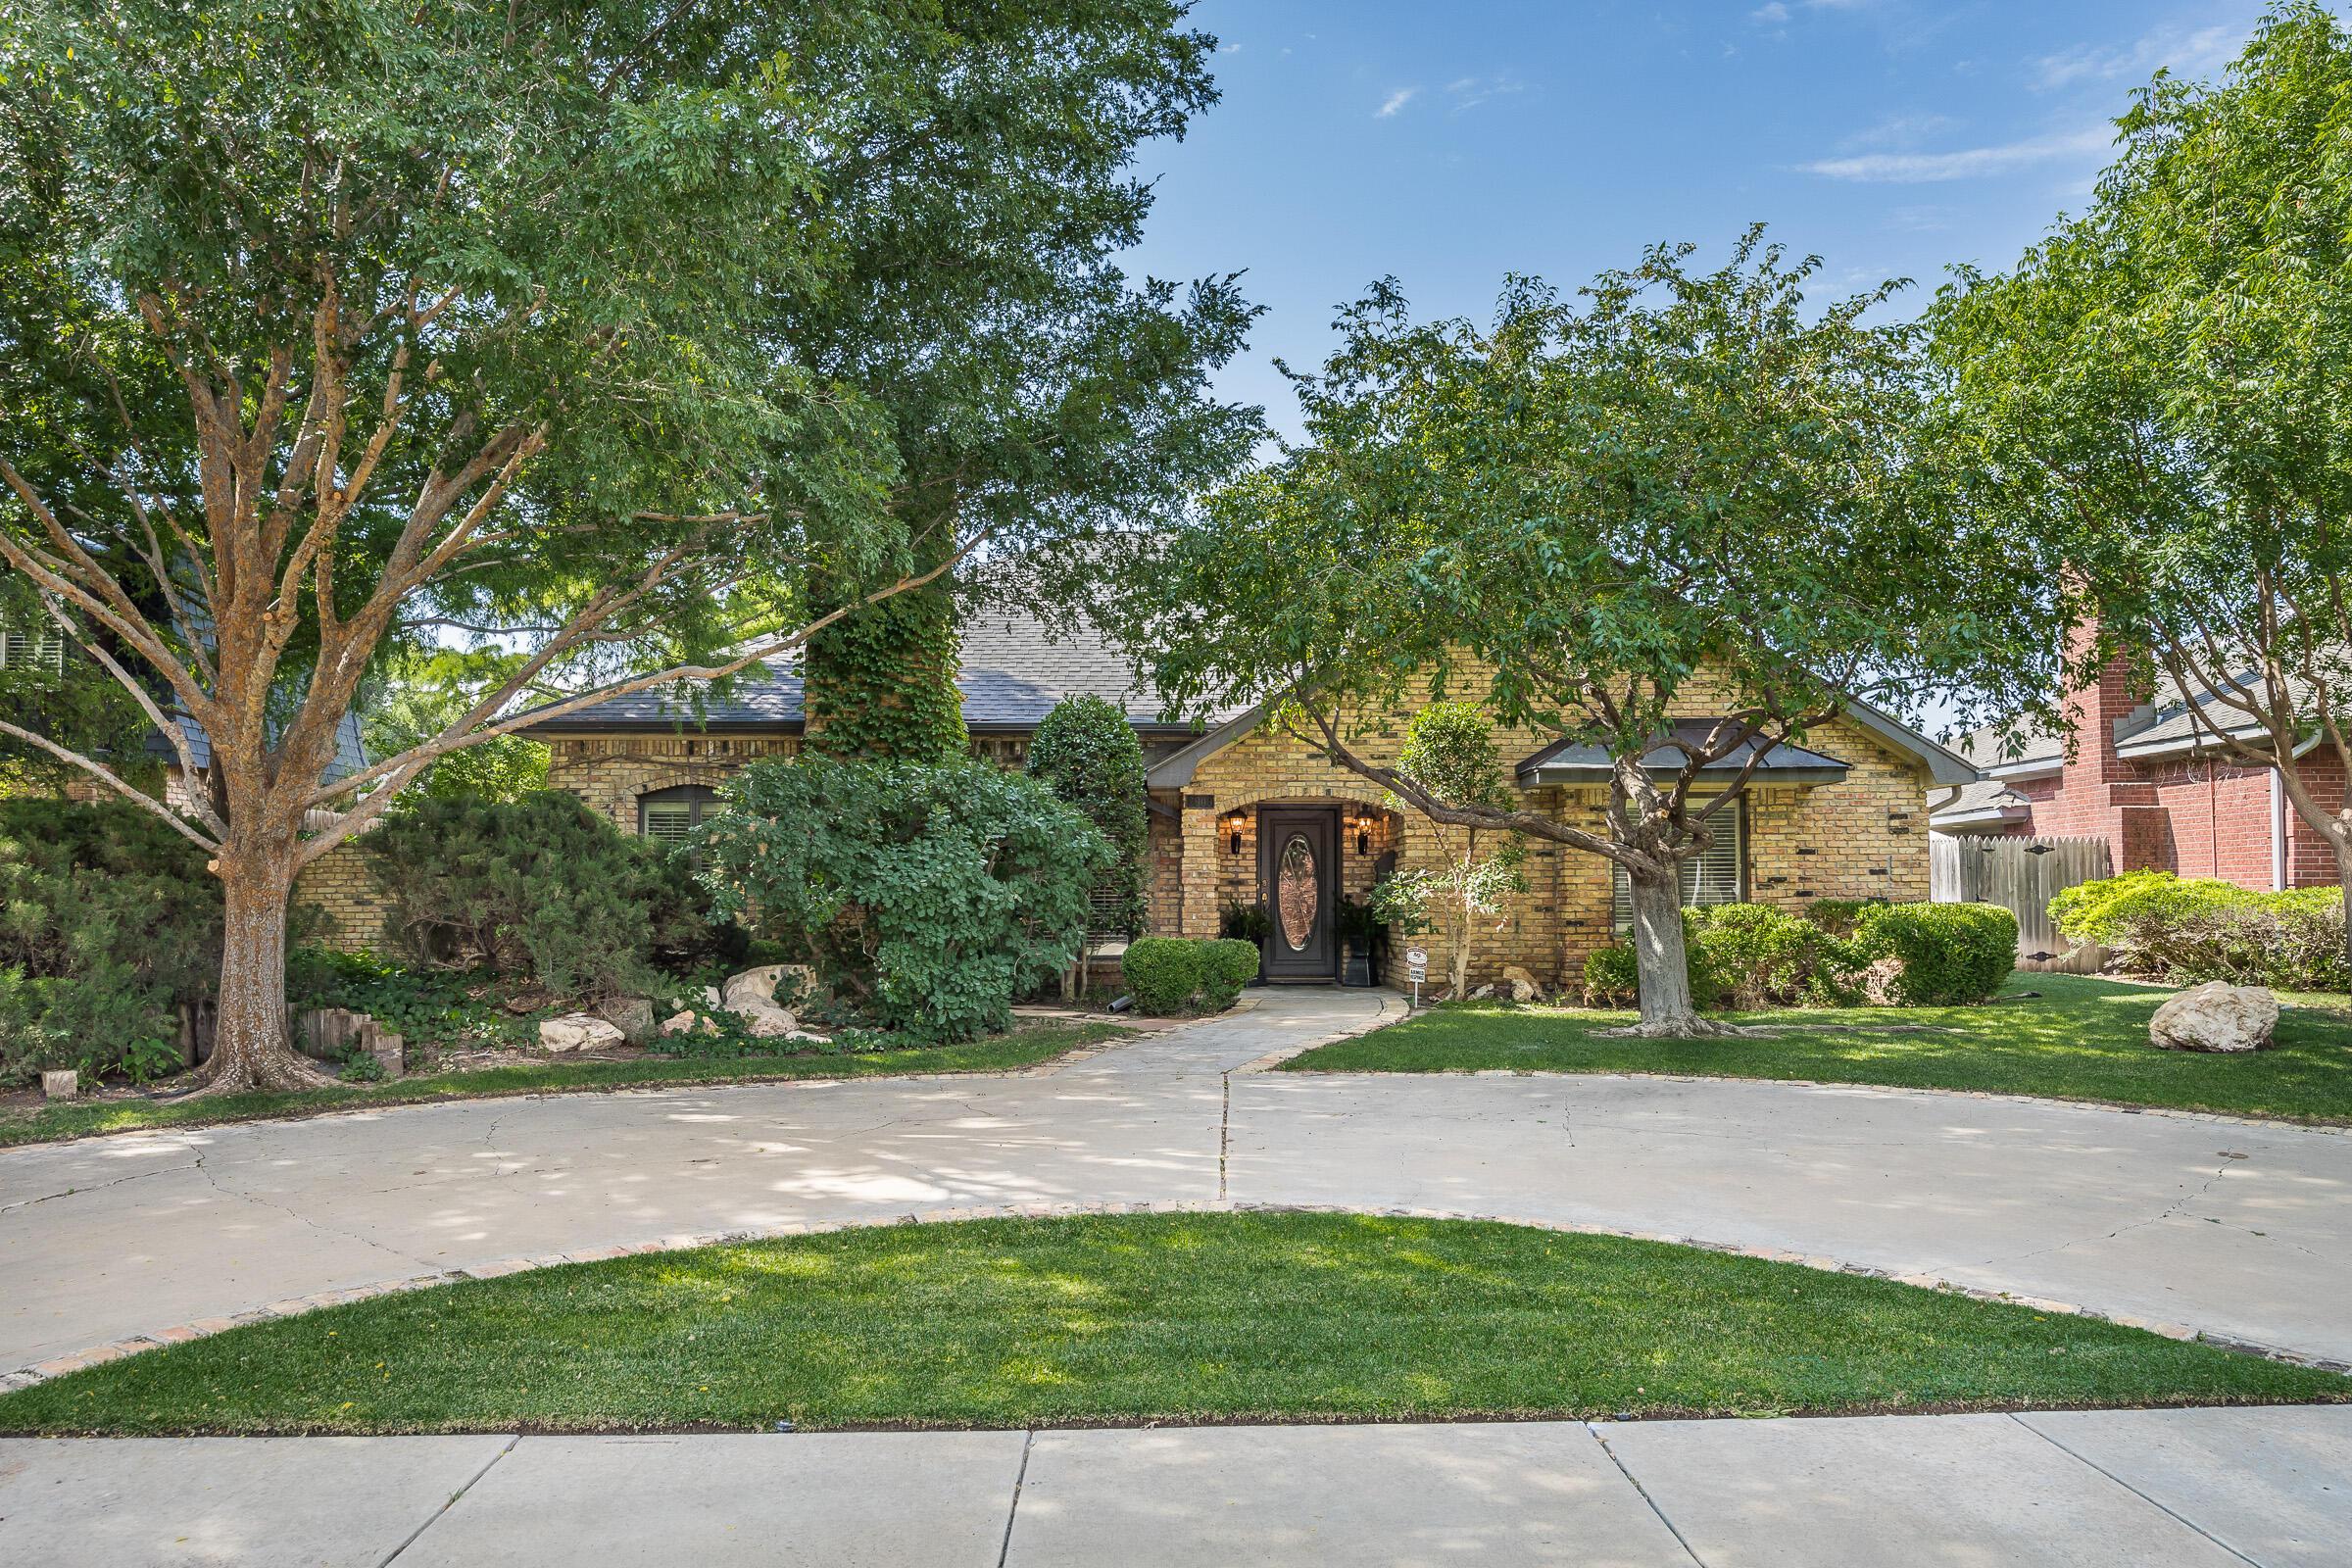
[5,1404,2349,1565]
[6,988,2351,1375]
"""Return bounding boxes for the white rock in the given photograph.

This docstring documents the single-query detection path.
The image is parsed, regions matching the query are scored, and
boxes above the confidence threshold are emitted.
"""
[2149,983,2279,1054]
[600,998,656,1043]
[1500,964,1541,1004]
[540,1012,626,1053]
[661,1009,716,1037]
[736,1001,802,1038]
[1470,984,1496,1001]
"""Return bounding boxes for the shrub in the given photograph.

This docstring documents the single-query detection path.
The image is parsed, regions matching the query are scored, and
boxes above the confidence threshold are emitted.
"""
[1805,897,1889,937]
[1688,903,1867,1007]
[1220,900,1271,944]
[1122,936,1257,1014]
[1122,937,1203,1014]
[0,799,221,1085]
[365,791,723,1004]
[2050,870,2348,992]
[286,947,552,1054]
[1854,903,2017,1005]
[2049,870,2245,948]
[1581,942,1641,1006]
[1027,695,1149,938]
[700,757,1110,1044]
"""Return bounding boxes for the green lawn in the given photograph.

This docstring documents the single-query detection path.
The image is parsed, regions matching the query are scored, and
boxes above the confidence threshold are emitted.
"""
[0,1212,2336,1436]
[0,1020,1124,1150]
[1284,974,2352,1123]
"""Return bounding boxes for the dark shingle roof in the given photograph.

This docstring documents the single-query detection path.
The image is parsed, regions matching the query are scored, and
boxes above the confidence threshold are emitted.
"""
[148,710,368,783]
[1517,720,1850,785]
[523,605,1239,735]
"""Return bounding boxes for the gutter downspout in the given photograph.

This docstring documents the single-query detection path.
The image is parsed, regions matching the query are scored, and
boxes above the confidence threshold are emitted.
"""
[2272,765,2288,892]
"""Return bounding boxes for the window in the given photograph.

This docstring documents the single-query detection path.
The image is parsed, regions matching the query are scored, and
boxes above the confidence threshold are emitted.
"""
[638,785,721,847]
[1611,799,1744,932]
[0,629,64,674]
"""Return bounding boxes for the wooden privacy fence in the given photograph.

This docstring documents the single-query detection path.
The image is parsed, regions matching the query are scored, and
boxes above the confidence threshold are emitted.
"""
[1930,833,2112,973]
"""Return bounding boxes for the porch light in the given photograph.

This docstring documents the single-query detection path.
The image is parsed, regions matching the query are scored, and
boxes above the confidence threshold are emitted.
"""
[1223,810,1246,856]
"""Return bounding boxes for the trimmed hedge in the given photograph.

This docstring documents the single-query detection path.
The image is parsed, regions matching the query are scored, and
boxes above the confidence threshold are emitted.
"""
[1123,937,1259,1015]
[1581,899,2015,1010]
[2052,871,2348,993]
[1854,902,2016,1005]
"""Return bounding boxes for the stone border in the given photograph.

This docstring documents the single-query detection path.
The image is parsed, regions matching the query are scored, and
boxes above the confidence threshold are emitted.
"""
[9,1196,2346,1396]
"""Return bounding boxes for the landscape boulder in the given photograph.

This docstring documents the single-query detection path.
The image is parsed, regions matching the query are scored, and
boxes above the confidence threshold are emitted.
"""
[2148,983,2279,1054]
[540,1012,626,1054]
[599,998,657,1044]
[1500,964,1542,1004]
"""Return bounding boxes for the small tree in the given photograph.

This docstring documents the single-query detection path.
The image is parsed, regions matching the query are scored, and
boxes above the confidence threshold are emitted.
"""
[1366,702,1527,999]
[1932,3,2352,968]
[1027,694,1150,940]
[1118,236,2052,1035]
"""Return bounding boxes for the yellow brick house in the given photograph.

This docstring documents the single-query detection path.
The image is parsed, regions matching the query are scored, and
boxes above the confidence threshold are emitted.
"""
[518,602,1976,993]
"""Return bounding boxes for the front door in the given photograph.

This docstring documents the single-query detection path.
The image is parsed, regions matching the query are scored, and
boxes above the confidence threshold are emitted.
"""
[1258,807,1338,982]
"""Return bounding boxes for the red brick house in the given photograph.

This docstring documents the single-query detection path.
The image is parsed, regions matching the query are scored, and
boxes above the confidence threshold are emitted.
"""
[1930,647,2346,892]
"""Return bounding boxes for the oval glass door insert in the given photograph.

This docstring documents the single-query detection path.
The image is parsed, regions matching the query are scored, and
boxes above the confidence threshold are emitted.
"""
[1277,834,1317,952]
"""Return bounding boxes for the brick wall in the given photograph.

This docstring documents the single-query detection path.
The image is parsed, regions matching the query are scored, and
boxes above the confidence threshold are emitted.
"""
[545,733,799,833]
[1172,692,1934,992]
[294,839,389,953]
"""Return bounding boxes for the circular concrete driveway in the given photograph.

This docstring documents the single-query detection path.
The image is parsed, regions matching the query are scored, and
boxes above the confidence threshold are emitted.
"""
[5,988,2350,1380]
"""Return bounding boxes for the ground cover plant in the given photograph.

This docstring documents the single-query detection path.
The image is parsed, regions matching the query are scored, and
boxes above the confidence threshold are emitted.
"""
[0,1211,2337,1436]
[0,1020,1124,1150]
[1287,973,2352,1123]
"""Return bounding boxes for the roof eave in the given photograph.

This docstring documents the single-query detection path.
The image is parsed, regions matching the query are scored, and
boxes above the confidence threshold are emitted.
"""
[1519,762,1851,788]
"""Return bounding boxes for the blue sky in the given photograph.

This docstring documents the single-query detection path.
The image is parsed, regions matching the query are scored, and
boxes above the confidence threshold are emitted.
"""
[1124,0,2283,438]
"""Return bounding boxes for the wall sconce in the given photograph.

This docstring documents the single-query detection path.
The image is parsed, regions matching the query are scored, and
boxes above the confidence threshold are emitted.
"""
[1224,811,1246,856]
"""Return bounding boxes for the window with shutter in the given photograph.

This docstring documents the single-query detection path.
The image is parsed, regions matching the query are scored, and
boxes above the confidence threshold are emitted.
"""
[1610,799,1744,933]
[637,786,721,861]
[0,630,64,674]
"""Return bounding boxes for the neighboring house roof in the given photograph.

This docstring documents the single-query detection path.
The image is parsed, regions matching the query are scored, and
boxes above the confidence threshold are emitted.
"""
[523,604,1249,737]
[1516,721,1851,787]
[2110,666,2326,760]
[147,710,369,785]
[1946,716,2065,778]
[1926,777,2035,829]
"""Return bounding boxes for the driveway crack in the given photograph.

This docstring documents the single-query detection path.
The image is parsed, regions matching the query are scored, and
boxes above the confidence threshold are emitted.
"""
[191,1145,441,1276]
[0,1155,201,1214]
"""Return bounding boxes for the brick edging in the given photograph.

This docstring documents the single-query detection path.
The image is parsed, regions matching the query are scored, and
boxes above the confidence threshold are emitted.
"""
[9,1196,2345,1396]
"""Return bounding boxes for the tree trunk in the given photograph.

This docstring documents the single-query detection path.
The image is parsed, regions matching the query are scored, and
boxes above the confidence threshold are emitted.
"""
[1605,866,1743,1039]
[2336,849,2352,982]
[198,842,332,1094]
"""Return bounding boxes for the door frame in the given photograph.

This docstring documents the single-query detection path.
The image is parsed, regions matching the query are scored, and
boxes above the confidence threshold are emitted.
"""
[1256,804,1340,983]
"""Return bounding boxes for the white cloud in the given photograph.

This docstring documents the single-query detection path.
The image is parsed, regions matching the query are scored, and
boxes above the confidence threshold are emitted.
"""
[1797,124,2114,182]
[2032,20,2243,91]
[1835,113,1963,153]
[1750,2,1790,23]
[1375,86,1420,119]
[1444,74,1526,112]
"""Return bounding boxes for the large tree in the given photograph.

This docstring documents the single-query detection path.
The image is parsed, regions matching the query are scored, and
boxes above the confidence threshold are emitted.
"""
[1932,2,2352,964]
[1116,234,2054,1034]
[0,0,1254,1089]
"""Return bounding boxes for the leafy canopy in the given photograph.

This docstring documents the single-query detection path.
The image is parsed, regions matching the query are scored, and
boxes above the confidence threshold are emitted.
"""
[1929,2,2352,887]
[1121,231,2051,869]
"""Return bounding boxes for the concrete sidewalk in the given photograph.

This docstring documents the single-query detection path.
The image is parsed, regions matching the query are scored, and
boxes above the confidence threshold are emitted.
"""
[3,1405,2347,1566]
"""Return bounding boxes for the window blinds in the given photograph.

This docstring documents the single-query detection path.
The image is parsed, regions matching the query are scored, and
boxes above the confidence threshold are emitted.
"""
[1610,803,1743,933]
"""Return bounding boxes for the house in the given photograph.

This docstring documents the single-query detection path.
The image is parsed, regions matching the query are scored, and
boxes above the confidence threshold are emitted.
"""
[1930,644,2345,893]
[520,603,1974,991]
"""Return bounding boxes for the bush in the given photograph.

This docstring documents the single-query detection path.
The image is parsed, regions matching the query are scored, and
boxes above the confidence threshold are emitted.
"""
[1688,903,1867,1007]
[2050,870,2348,992]
[700,757,1110,1044]
[1854,903,2017,1005]
[1027,695,1149,938]
[285,947,551,1054]
[1121,936,1256,1014]
[0,799,221,1085]
[1581,942,1642,1006]
[2049,870,2245,948]
[1805,897,1889,937]
[365,791,724,1004]
[1122,937,1203,1014]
